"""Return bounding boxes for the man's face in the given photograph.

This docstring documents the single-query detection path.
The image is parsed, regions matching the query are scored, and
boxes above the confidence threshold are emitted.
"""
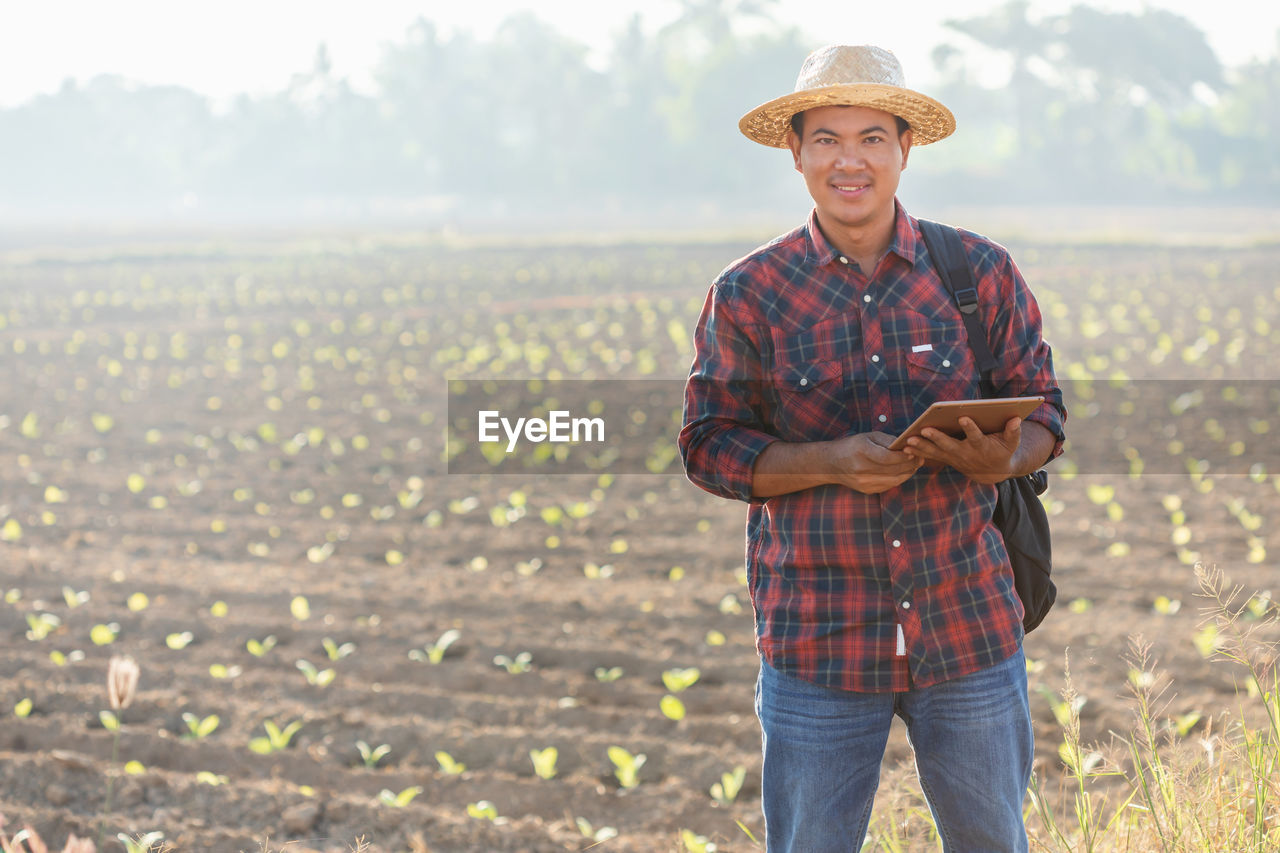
[787,104,912,236]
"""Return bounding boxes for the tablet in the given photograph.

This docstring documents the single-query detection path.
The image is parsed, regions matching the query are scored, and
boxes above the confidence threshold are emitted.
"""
[887,396,1045,451]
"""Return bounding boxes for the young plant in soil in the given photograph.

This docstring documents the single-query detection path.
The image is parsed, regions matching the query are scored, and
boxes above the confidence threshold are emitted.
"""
[575,818,618,843]
[249,719,304,755]
[246,635,277,657]
[408,629,459,664]
[710,766,746,806]
[181,713,219,740]
[377,787,421,808]
[594,666,623,682]
[322,638,356,661]
[607,746,645,789]
[466,801,498,821]
[493,652,532,674]
[295,659,335,687]
[435,751,466,775]
[356,740,391,769]
[529,747,558,780]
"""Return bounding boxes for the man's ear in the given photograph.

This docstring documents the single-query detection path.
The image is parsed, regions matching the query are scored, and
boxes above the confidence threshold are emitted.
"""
[787,129,802,173]
[899,128,913,170]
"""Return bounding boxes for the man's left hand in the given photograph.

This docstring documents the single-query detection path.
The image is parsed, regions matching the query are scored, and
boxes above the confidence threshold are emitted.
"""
[902,416,1020,485]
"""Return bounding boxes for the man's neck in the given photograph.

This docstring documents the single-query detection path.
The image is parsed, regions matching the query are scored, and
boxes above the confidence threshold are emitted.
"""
[815,207,897,274]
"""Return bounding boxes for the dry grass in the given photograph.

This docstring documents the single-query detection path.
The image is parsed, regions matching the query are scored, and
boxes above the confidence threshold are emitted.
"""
[853,562,1280,853]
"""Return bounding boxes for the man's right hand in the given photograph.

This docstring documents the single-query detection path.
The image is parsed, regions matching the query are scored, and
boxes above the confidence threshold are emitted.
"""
[828,432,923,494]
[751,431,923,498]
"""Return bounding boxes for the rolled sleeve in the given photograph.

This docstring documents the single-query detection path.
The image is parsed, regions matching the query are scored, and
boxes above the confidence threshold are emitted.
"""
[679,281,778,502]
[983,244,1067,460]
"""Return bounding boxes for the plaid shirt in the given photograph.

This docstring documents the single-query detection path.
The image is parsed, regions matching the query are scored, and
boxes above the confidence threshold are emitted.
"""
[679,202,1066,692]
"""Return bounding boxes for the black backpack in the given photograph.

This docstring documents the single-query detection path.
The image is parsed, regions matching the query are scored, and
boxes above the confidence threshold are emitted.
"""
[918,219,1057,633]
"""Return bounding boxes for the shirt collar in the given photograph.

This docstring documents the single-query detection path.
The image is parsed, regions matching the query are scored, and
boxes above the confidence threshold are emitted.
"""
[802,198,922,268]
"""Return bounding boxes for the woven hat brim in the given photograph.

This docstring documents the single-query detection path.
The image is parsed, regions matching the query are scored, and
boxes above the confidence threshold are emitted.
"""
[739,83,956,148]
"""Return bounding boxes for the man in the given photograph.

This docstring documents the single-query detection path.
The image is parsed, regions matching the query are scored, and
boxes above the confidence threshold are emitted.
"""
[678,45,1066,852]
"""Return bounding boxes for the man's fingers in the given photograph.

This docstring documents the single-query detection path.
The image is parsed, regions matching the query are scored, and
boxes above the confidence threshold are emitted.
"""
[957,417,987,441]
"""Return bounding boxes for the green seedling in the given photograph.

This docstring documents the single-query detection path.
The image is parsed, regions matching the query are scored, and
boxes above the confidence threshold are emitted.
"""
[166,631,194,650]
[296,659,335,686]
[290,595,311,621]
[1192,622,1220,658]
[660,695,686,721]
[408,628,460,664]
[14,698,32,718]
[357,740,391,769]
[209,663,243,679]
[181,712,220,740]
[378,786,422,807]
[25,612,61,641]
[529,746,558,780]
[1036,686,1087,728]
[662,667,700,693]
[249,718,304,754]
[62,586,90,608]
[50,649,85,666]
[246,635,277,657]
[711,766,747,806]
[1172,710,1203,737]
[323,637,356,660]
[1246,592,1273,620]
[100,710,121,732]
[90,623,119,645]
[435,750,466,775]
[117,831,164,853]
[493,652,532,674]
[595,666,624,682]
[608,745,645,789]
[681,830,717,853]
[196,771,228,786]
[466,801,498,821]
[575,818,618,842]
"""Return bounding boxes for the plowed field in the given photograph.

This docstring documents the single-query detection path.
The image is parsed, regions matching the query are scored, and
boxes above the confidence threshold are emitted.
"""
[2,231,1278,851]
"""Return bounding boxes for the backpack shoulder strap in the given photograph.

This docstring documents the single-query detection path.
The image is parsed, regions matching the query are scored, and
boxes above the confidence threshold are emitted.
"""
[917,218,998,396]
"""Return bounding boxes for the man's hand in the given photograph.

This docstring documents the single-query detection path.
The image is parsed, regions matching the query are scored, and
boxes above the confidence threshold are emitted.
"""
[750,431,923,497]
[829,432,925,494]
[902,416,1034,485]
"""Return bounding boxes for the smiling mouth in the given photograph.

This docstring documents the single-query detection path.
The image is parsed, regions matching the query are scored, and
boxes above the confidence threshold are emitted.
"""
[833,183,869,194]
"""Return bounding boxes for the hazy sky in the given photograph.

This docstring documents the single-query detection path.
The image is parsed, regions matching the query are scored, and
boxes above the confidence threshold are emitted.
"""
[3,0,1277,107]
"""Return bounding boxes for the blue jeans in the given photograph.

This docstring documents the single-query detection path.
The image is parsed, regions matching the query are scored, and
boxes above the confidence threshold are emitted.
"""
[755,649,1033,853]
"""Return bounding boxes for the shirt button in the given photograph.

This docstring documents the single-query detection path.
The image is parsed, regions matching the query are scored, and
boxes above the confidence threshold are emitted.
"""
[799,377,808,386]
[892,539,901,547]
[871,354,880,363]
[942,359,951,367]
[878,414,888,423]
[901,601,911,609]
[863,294,871,303]
[839,256,849,264]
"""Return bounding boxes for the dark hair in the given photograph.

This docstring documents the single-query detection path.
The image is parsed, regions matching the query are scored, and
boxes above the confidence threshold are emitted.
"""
[790,110,911,140]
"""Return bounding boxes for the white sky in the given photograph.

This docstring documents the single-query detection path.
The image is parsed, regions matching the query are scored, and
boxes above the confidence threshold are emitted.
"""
[1,0,1276,108]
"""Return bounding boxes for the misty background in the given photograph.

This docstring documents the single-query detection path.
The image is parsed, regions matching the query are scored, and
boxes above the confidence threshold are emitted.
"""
[2,0,1277,229]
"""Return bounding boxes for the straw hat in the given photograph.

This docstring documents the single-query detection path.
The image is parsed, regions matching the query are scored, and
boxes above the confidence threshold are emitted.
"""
[739,45,955,148]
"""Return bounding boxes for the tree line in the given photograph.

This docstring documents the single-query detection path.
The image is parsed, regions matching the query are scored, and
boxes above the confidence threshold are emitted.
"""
[1,0,1276,224]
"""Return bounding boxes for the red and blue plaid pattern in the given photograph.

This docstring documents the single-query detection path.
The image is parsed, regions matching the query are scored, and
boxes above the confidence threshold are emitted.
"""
[679,202,1066,692]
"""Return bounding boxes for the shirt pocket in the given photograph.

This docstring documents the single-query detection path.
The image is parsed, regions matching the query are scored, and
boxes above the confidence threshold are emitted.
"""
[768,357,847,441]
[903,337,978,407]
